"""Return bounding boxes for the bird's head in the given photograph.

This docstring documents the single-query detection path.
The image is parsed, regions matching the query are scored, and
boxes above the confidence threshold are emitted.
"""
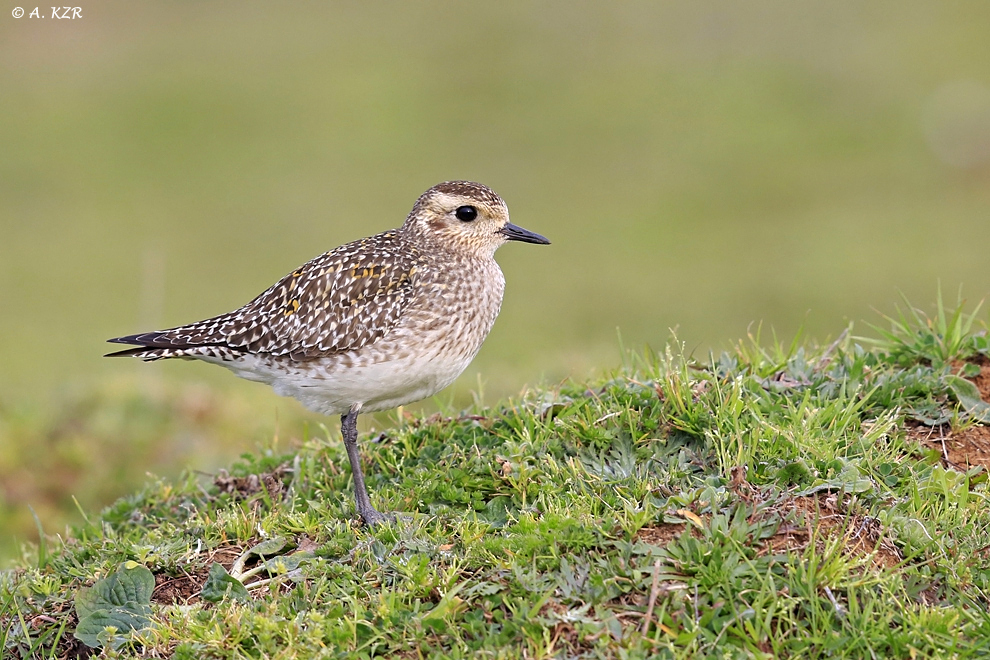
[403,181,550,258]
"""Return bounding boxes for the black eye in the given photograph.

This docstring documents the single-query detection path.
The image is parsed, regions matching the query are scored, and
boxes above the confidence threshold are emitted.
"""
[455,205,478,222]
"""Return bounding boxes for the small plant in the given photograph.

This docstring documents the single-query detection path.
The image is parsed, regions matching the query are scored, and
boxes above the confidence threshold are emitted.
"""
[867,288,987,368]
[200,537,315,603]
[74,562,154,650]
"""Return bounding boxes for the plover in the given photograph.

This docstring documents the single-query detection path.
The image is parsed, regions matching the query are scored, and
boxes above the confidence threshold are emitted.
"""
[107,181,550,526]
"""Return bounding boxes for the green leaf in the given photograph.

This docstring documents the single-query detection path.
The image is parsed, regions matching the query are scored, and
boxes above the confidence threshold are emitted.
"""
[795,463,873,497]
[74,562,155,649]
[947,375,990,423]
[200,562,250,603]
[262,551,314,574]
[246,537,288,557]
[777,459,813,487]
[961,362,982,378]
[422,581,466,623]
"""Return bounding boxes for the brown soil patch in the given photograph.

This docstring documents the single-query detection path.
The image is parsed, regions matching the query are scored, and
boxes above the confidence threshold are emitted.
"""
[908,423,990,471]
[153,568,209,606]
[634,523,685,546]
[151,545,243,606]
[214,463,291,501]
[539,599,593,655]
[635,494,899,571]
[762,493,901,570]
[906,357,990,471]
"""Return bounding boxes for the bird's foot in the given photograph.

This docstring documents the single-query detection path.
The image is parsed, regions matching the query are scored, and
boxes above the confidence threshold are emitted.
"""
[358,507,394,528]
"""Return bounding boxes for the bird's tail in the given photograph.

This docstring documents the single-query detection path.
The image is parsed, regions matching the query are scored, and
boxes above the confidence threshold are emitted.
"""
[105,332,234,361]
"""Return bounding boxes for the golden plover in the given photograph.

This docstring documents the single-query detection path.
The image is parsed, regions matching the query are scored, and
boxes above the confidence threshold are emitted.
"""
[107,181,550,526]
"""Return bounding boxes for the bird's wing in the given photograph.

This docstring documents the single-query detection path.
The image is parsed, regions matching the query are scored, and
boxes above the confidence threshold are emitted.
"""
[108,231,421,360]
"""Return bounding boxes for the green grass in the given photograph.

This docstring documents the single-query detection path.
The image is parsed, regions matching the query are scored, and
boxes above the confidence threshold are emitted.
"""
[3,301,990,658]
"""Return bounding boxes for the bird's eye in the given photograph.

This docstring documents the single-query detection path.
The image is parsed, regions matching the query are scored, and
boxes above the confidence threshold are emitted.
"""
[455,205,478,222]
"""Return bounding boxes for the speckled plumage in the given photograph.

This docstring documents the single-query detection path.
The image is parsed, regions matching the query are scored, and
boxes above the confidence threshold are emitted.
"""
[107,181,550,525]
[108,229,426,370]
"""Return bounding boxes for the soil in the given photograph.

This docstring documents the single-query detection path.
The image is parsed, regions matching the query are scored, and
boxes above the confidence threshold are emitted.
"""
[634,524,685,546]
[152,568,210,606]
[213,463,292,501]
[906,356,990,471]
[908,423,990,470]
[635,492,900,571]
[761,492,901,570]
[151,545,242,606]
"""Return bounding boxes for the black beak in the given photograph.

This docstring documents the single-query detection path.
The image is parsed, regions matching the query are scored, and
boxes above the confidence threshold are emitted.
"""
[499,222,551,245]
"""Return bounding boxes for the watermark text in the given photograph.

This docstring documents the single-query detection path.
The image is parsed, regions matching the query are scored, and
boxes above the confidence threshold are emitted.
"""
[12,7,83,19]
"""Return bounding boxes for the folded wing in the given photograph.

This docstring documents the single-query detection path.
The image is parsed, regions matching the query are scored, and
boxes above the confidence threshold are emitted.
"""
[107,230,421,361]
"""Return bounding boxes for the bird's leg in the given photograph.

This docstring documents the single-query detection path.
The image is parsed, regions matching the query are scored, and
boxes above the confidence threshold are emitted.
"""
[340,408,389,527]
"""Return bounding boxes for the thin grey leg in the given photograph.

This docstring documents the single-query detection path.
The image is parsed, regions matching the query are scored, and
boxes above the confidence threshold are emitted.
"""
[340,409,389,526]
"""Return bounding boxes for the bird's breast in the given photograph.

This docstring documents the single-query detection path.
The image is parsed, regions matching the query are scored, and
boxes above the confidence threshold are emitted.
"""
[405,257,505,359]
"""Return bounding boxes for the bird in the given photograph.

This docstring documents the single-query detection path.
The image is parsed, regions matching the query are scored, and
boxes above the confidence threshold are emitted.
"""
[106,181,550,526]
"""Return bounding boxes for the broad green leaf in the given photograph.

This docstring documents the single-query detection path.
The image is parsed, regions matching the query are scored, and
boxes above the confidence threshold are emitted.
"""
[200,562,250,603]
[947,375,990,423]
[74,562,155,648]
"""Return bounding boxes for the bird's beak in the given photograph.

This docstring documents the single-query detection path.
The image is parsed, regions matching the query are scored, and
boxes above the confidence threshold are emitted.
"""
[499,222,551,245]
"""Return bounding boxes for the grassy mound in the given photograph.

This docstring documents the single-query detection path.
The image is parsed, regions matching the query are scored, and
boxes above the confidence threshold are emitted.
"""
[4,299,990,658]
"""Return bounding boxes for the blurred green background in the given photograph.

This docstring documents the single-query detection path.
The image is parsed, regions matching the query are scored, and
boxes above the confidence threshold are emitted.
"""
[3,1,990,562]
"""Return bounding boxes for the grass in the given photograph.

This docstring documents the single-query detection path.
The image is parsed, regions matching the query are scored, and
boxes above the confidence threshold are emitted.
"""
[3,299,990,658]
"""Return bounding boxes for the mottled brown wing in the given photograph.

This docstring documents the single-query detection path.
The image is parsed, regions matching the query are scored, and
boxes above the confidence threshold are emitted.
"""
[228,232,419,358]
[108,230,421,361]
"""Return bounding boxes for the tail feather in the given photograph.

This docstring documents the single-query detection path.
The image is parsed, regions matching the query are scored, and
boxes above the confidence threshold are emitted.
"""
[104,345,163,359]
[105,331,238,361]
[107,331,174,348]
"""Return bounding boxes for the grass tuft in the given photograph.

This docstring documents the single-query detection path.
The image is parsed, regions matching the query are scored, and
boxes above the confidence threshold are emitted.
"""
[4,305,990,657]
[866,288,989,368]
